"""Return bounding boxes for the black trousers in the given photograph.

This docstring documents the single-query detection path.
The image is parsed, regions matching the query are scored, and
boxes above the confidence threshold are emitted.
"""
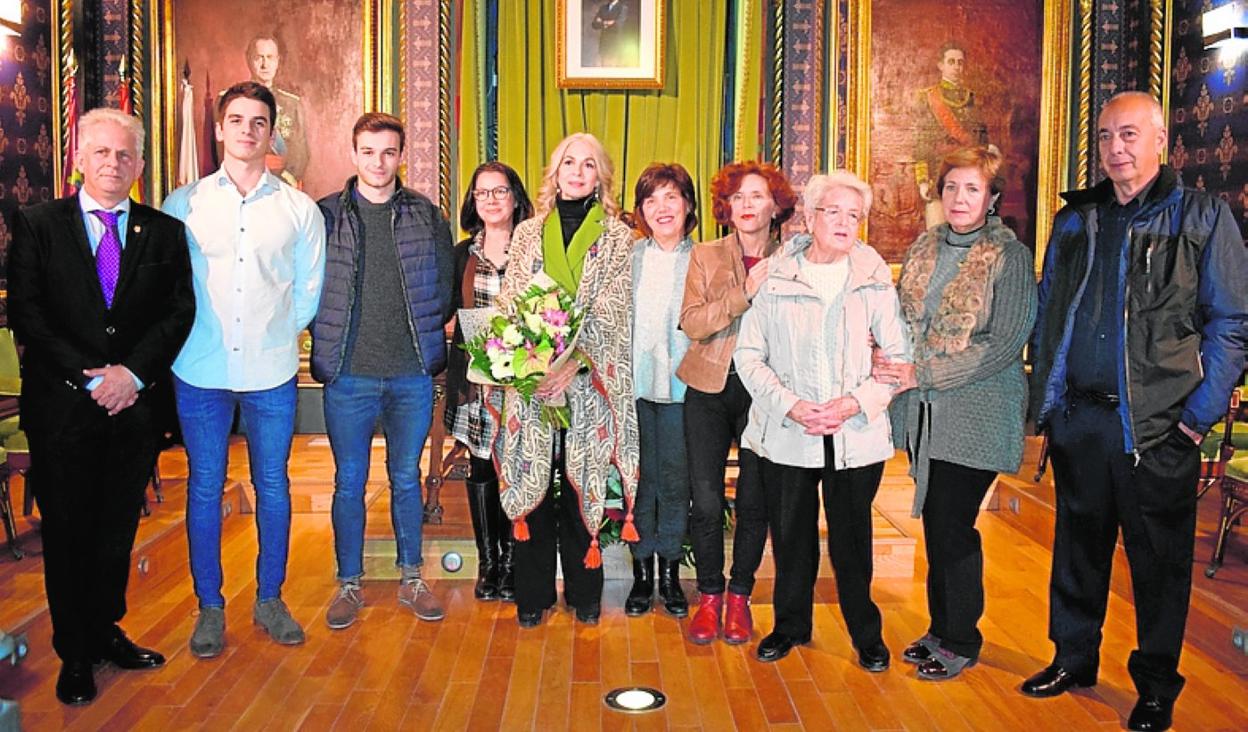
[761,439,885,647]
[30,395,158,663]
[512,438,603,615]
[468,455,497,483]
[684,371,767,595]
[921,459,997,659]
[1048,398,1200,701]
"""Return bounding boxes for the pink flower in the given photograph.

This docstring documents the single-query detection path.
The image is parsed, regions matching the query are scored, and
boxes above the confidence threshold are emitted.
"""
[543,309,569,327]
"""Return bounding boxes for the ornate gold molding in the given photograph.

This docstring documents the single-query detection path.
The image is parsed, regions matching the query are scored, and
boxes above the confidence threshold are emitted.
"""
[812,0,824,170]
[846,0,870,179]
[1076,0,1093,190]
[438,0,451,218]
[1035,0,1075,270]
[52,0,73,196]
[1155,0,1174,165]
[770,0,784,165]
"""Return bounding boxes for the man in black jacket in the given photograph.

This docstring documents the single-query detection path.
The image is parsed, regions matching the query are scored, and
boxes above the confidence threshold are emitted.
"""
[7,108,195,705]
[1023,92,1248,732]
[310,112,453,630]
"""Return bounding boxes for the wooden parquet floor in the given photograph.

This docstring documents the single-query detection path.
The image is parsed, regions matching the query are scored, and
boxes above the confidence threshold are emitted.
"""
[0,437,1245,730]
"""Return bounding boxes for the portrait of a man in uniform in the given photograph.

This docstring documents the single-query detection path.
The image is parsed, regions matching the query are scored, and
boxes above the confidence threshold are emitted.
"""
[171,0,364,200]
[912,42,989,217]
[244,33,310,187]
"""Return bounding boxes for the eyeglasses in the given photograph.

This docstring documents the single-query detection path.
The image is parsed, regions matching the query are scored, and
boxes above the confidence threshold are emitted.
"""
[472,186,512,201]
[812,207,862,224]
[729,191,771,205]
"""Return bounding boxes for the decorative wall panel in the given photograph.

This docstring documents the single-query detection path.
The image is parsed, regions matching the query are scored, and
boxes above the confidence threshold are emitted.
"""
[1168,0,1248,239]
[0,0,56,310]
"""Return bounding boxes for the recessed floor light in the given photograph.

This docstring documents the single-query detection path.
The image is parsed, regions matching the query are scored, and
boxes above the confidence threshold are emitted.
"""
[603,686,666,713]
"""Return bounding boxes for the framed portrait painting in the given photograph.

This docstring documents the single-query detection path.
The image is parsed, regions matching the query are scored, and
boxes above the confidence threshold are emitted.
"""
[557,0,666,89]
[839,0,1072,268]
[147,0,392,202]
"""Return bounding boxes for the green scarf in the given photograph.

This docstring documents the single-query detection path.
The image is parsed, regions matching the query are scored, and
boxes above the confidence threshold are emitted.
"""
[541,202,605,296]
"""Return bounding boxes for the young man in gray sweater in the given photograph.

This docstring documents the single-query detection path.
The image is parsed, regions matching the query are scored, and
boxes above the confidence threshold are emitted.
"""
[309,112,454,629]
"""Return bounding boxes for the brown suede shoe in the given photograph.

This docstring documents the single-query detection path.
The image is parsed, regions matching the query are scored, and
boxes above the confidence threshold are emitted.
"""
[326,582,364,630]
[398,577,445,621]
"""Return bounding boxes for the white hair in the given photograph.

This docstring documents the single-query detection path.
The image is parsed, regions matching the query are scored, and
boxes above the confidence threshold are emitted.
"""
[802,170,873,218]
[1104,91,1165,130]
[78,108,146,158]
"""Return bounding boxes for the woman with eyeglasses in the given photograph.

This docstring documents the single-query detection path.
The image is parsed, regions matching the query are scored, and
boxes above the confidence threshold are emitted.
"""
[494,133,639,628]
[678,161,796,646]
[734,171,910,666]
[878,145,1036,681]
[445,162,534,602]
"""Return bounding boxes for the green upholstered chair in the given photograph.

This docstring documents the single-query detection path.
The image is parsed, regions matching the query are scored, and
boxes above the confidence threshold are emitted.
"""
[0,445,20,560]
[0,329,20,398]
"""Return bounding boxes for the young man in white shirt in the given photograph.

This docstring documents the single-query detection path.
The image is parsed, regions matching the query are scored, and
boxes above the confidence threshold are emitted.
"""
[162,81,326,659]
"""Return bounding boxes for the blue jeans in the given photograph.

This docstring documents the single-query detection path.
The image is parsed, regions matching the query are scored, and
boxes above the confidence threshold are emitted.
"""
[633,399,690,560]
[176,376,297,608]
[323,373,434,581]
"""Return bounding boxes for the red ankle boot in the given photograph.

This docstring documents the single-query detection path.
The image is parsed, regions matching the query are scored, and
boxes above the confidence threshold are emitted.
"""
[723,591,752,644]
[687,592,723,644]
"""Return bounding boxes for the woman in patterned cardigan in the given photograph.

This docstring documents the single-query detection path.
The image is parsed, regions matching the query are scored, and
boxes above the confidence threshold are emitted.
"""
[878,145,1037,680]
[495,133,640,628]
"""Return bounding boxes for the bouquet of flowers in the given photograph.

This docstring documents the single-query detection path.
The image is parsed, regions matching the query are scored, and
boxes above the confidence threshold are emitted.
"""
[459,273,586,427]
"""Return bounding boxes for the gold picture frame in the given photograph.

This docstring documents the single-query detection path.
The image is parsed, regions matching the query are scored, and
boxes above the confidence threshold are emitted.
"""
[838,0,1074,272]
[141,0,396,204]
[557,0,666,90]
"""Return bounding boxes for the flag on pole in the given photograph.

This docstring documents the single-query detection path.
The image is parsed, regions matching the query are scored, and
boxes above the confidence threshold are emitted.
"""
[177,61,199,186]
[117,56,144,202]
[60,49,79,198]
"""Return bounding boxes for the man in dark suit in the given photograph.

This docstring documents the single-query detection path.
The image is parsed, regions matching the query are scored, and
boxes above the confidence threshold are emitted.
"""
[7,108,195,706]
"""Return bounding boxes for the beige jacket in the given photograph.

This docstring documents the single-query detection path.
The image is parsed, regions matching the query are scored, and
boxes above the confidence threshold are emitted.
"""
[676,233,779,393]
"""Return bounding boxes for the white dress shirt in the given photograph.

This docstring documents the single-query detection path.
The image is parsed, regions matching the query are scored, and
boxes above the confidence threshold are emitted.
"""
[162,167,326,391]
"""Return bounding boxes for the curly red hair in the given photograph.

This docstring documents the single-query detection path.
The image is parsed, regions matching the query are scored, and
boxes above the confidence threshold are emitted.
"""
[709,161,798,229]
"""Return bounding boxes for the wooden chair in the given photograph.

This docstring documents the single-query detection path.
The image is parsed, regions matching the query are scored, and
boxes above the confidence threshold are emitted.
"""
[1205,385,1248,578]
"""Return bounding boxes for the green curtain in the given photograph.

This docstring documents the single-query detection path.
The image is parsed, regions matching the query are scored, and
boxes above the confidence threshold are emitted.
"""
[732,0,765,163]
[454,0,487,239]
[496,1,728,241]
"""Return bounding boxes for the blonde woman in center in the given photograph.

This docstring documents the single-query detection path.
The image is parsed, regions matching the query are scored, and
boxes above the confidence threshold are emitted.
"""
[494,132,639,628]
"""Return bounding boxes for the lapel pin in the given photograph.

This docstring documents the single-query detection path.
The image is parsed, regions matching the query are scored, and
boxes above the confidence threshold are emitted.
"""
[134,225,141,233]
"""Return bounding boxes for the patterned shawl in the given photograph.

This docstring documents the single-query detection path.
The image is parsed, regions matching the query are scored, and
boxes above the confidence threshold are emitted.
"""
[492,212,640,569]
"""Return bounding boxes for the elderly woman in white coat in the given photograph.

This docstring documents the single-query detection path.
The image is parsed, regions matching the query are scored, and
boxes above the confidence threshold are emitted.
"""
[734,170,911,667]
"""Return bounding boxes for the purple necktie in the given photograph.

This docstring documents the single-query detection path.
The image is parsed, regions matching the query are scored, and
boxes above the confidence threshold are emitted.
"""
[91,209,121,308]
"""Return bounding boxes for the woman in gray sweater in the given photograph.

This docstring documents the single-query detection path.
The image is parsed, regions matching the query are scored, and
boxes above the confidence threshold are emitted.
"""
[877,145,1037,680]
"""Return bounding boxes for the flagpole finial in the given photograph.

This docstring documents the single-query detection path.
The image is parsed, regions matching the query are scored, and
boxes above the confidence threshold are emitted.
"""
[118,53,128,80]
[183,59,191,81]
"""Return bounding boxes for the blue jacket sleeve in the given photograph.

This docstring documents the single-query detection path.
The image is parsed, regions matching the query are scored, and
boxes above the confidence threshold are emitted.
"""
[1182,198,1248,433]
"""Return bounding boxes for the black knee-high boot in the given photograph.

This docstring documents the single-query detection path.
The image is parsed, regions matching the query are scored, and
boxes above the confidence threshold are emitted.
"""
[494,494,516,602]
[465,479,501,600]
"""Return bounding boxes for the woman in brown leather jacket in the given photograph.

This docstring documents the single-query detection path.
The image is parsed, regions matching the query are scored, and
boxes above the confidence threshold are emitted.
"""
[677,161,797,645]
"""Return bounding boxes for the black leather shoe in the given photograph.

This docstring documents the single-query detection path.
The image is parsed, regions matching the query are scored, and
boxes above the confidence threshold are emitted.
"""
[517,608,546,628]
[1020,665,1096,698]
[902,640,934,664]
[575,603,601,625]
[857,641,890,672]
[56,660,97,706]
[625,557,654,616]
[95,627,166,670]
[657,557,689,618]
[755,632,807,663]
[1127,696,1173,731]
